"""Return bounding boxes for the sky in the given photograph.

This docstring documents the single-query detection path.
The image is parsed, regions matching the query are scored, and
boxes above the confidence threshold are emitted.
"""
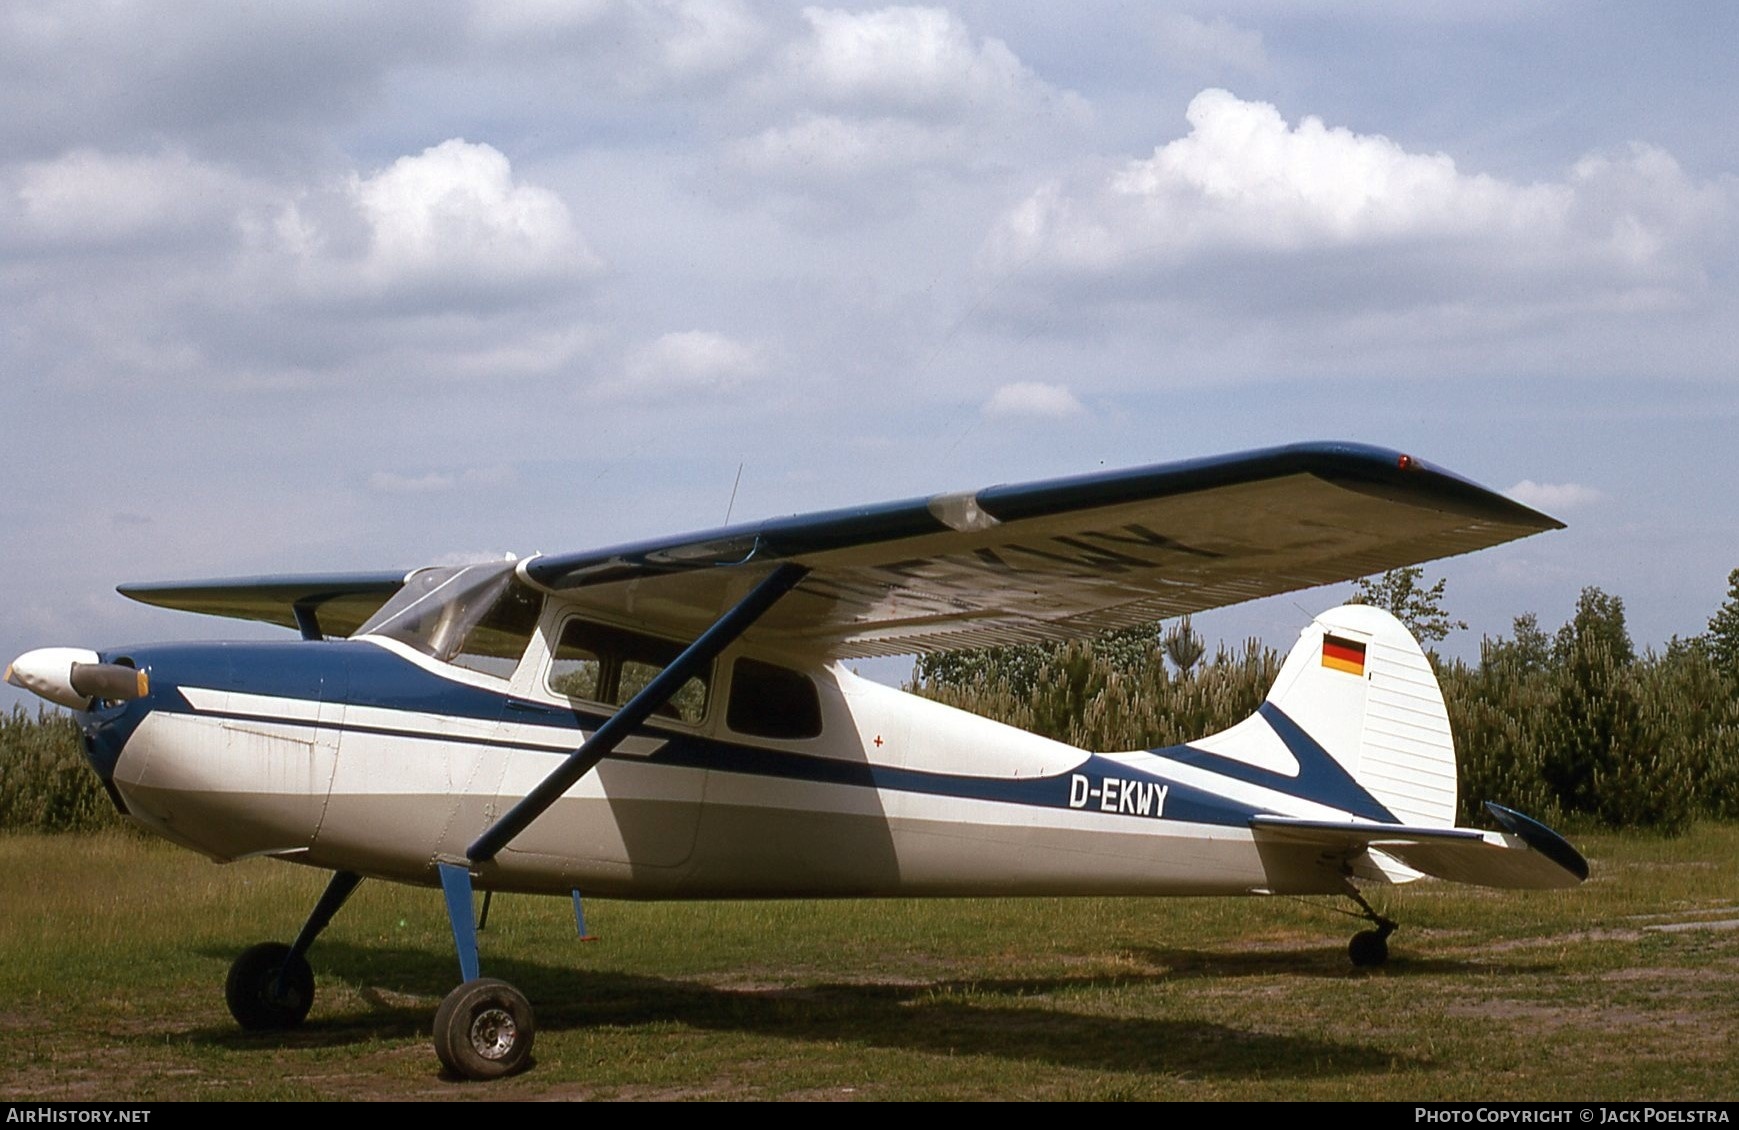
[5,2,1739,707]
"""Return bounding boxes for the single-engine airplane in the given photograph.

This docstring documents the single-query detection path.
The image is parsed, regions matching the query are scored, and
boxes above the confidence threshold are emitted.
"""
[7,442,1587,1079]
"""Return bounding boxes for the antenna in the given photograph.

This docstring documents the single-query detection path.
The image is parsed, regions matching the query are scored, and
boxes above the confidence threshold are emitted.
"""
[724,462,745,525]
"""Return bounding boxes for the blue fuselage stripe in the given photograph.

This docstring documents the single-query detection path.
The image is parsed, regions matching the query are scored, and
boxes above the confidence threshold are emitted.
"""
[1163,702,1396,823]
[161,700,1261,829]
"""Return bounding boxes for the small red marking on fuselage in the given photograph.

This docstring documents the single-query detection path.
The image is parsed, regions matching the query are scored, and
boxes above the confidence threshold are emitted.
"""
[873,735,884,747]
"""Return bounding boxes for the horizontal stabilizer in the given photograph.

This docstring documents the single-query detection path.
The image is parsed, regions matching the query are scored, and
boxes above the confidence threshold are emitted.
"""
[1250,812,1587,891]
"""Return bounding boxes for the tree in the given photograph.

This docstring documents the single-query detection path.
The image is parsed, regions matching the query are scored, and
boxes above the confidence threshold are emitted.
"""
[1705,568,1739,679]
[1161,615,1206,675]
[1538,586,1690,831]
[913,640,1055,699]
[1349,567,1466,642]
[1483,612,1552,677]
[1554,586,1633,667]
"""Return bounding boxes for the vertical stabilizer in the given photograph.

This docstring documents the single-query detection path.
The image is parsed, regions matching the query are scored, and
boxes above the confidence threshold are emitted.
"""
[1273,605,1457,827]
[1190,605,1458,828]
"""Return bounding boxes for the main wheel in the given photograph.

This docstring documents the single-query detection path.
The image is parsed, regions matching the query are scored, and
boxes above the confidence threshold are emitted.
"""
[433,978,535,1080]
[1348,929,1389,968]
[226,942,315,1030]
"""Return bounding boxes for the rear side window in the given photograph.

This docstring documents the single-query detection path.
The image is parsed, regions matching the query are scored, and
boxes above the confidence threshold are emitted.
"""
[727,658,822,740]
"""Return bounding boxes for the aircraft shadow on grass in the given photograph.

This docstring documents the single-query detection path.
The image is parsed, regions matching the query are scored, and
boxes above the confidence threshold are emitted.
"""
[184,940,1437,1080]
[1127,945,1557,980]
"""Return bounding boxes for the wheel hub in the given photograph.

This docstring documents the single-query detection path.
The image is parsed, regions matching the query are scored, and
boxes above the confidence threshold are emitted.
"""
[267,977,306,1010]
[469,1007,518,1060]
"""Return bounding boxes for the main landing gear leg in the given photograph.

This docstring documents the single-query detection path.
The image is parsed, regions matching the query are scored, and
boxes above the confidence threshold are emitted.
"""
[431,862,534,1080]
[225,869,363,1030]
[1344,884,1397,968]
[433,564,809,1081]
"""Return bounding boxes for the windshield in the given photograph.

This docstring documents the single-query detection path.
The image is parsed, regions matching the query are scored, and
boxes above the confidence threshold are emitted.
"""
[356,561,541,669]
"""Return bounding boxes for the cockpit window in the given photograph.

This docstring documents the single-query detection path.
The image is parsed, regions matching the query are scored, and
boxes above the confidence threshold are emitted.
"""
[356,561,541,678]
[547,618,710,724]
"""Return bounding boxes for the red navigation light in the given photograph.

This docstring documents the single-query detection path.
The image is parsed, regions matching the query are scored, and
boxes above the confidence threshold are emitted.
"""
[1397,454,1415,470]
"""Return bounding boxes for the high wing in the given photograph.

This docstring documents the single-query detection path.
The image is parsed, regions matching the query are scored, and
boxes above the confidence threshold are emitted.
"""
[119,442,1560,657]
[525,441,1559,657]
[119,571,409,639]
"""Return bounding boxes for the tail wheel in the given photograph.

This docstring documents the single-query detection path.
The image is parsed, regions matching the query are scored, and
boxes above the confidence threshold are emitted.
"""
[1348,929,1390,968]
[226,942,315,1030]
[433,978,536,1080]
[1342,884,1397,968]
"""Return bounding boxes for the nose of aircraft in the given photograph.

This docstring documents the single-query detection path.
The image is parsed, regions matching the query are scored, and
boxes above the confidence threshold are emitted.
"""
[6,647,149,710]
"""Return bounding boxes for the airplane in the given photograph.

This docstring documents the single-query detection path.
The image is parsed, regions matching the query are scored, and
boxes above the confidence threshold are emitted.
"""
[6,441,1588,1080]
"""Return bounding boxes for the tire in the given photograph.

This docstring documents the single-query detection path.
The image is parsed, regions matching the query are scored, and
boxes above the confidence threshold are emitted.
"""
[1348,929,1389,968]
[433,978,535,1080]
[225,942,315,1030]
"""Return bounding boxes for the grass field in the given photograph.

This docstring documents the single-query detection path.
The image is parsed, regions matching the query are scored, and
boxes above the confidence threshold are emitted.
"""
[0,827,1734,1101]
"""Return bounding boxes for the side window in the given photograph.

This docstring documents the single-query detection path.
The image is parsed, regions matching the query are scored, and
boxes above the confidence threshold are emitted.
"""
[547,640,601,700]
[727,658,822,740]
[546,619,711,725]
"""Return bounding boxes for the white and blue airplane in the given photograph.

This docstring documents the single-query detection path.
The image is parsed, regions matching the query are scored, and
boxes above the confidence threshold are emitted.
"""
[7,442,1587,1079]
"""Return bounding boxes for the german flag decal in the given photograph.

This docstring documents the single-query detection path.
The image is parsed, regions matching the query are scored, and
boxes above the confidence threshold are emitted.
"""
[1321,634,1367,676]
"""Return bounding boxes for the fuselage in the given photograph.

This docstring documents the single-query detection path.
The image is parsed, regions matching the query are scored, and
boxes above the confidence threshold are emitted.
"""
[74,614,1376,902]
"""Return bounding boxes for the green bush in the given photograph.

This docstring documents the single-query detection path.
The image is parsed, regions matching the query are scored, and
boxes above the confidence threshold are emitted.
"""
[920,584,1739,834]
[0,706,124,833]
[1440,656,1560,827]
[915,632,1277,752]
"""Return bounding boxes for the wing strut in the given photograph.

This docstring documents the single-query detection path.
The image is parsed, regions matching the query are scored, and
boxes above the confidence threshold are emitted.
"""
[466,562,810,863]
[291,601,323,641]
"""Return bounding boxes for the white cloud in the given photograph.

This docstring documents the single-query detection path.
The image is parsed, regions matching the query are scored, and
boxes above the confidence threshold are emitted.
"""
[346,139,601,292]
[7,148,247,249]
[223,138,606,318]
[983,89,1728,290]
[989,89,1566,272]
[620,330,767,393]
[786,6,1040,114]
[982,381,1086,420]
[655,0,766,81]
[1565,142,1729,266]
[0,139,606,395]
[726,6,1085,195]
[1507,480,1605,513]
